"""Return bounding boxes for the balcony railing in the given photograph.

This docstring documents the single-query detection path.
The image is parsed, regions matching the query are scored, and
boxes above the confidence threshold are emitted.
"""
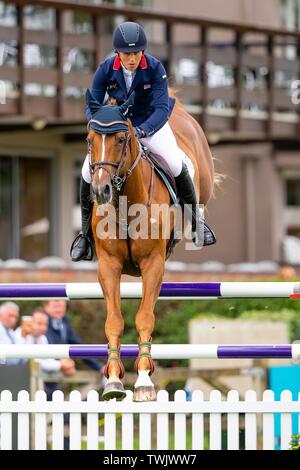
[1,0,300,139]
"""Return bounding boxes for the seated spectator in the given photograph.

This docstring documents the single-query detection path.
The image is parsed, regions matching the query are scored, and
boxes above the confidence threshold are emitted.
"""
[15,307,76,377]
[44,300,104,399]
[0,301,24,365]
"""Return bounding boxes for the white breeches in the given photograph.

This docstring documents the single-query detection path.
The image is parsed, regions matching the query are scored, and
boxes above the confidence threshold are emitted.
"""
[82,121,194,183]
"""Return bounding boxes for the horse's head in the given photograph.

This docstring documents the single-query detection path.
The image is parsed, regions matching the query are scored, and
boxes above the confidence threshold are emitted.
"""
[86,89,138,205]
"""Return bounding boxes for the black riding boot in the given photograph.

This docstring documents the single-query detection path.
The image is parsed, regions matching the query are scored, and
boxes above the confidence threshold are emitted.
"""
[174,163,216,247]
[70,177,94,261]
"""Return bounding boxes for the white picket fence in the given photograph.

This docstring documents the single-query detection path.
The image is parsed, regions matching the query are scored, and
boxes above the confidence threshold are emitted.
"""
[0,389,299,450]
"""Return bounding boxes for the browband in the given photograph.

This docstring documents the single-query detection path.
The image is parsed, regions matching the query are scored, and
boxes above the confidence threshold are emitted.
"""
[87,119,129,130]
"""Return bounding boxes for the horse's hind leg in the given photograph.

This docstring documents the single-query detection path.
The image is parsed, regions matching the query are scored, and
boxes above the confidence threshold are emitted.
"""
[97,252,126,401]
[133,251,165,402]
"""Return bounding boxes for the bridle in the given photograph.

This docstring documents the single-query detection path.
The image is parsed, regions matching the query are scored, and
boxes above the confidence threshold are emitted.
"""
[87,118,143,193]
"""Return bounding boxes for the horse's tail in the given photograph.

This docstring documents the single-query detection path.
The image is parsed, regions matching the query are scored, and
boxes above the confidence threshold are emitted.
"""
[212,161,226,199]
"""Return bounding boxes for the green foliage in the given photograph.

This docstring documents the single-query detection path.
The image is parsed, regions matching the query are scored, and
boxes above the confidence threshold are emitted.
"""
[290,434,300,450]
[67,300,107,344]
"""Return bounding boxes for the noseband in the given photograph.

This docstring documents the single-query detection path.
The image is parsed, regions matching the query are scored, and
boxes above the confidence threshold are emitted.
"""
[87,119,143,192]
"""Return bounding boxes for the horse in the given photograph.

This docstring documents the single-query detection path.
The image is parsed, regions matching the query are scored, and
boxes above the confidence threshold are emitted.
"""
[85,88,216,401]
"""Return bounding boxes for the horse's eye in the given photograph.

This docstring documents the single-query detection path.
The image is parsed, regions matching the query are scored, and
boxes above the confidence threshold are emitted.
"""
[117,136,125,144]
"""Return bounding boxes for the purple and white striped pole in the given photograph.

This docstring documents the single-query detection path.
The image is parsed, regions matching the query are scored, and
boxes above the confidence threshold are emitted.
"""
[0,344,299,360]
[0,282,299,300]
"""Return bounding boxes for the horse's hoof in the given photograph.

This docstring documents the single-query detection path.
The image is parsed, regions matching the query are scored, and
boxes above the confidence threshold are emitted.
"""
[133,386,157,402]
[102,382,127,401]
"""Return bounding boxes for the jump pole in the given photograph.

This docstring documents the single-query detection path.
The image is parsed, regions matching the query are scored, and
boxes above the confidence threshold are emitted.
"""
[0,344,300,359]
[0,282,300,300]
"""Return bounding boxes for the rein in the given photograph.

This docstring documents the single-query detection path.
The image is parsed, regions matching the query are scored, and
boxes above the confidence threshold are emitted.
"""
[87,119,143,193]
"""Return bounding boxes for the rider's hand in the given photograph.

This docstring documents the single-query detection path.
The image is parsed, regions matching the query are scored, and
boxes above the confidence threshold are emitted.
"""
[134,127,146,139]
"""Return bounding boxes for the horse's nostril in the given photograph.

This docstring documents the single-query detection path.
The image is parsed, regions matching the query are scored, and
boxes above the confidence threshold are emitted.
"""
[104,184,111,196]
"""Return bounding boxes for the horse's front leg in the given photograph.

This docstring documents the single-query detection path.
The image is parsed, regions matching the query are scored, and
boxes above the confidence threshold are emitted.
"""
[133,250,165,402]
[97,250,126,401]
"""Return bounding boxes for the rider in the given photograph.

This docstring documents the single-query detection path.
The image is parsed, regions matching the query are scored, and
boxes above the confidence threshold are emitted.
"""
[71,21,216,261]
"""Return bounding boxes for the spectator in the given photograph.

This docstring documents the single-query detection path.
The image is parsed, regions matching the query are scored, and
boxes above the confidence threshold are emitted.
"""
[44,300,104,399]
[15,307,76,377]
[0,302,24,365]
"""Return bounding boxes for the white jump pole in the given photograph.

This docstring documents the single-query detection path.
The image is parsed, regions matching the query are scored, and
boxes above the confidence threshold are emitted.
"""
[0,282,299,300]
[0,344,300,360]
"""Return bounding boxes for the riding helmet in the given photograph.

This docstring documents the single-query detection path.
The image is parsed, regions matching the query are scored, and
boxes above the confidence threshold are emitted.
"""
[113,21,147,52]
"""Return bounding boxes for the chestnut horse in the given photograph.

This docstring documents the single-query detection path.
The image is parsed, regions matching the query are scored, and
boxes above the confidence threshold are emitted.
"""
[86,89,215,401]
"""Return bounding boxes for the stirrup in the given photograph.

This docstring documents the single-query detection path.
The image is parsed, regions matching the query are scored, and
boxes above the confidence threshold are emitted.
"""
[203,222,217,246]
[70,232,94,261]
[192,221,216,247]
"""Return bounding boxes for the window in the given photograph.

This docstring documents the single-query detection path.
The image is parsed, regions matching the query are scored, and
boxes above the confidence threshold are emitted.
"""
[281,0,300,30]
[64,10,93,34]
[0,156,53,261]
[286,179,300,206]
[24,44,56,69]
[63,48,94,74]
[24,5,55,31]
[0,1,16,27]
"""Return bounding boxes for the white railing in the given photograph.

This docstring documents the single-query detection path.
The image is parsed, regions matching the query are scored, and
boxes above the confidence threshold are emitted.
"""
[0,389,299,450]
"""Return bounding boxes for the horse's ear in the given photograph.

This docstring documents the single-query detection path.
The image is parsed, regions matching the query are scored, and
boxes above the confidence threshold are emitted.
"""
[119,91,136,116]
[86,89,101,116]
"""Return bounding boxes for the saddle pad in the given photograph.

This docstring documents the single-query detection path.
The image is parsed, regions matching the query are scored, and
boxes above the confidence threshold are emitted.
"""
[142,148,178,205]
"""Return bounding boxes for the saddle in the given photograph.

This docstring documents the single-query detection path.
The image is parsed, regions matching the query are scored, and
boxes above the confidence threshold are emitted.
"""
[141,145,182,259]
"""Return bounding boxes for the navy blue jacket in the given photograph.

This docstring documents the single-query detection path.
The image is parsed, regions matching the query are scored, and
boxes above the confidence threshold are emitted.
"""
[46,315,102,372]
[86,53,176,136]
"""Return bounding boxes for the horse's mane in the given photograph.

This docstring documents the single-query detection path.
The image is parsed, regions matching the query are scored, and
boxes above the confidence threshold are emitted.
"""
[168,87,185,109]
